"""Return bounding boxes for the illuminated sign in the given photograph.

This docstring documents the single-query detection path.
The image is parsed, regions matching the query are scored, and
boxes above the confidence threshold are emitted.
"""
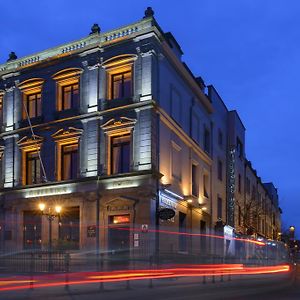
[24,185,73,198]
[111,215,130,224]
[159,191,177,209]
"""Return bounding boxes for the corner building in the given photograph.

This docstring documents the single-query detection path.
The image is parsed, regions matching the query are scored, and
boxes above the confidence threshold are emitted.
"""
[0,10,213,256]
[0,8,281,257]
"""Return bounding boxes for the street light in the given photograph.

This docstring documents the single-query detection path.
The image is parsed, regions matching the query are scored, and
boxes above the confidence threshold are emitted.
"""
[39,203,62,271]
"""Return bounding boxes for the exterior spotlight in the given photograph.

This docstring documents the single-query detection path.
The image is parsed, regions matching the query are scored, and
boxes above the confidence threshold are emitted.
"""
[39,203,45,212]
[187,199,193,203]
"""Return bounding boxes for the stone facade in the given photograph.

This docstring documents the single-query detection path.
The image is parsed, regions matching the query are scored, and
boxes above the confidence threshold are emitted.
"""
[0,9,281,256]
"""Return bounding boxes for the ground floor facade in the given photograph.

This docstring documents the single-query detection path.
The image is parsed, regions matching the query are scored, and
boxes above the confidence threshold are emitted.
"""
[0,172,215,259]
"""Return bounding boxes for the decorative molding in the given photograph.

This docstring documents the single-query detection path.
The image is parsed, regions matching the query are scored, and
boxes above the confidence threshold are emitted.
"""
[17,134,43,149]
[17,78,45,91]
[101,117,136,131]
[52,68,83,81]
[51,127,83,142]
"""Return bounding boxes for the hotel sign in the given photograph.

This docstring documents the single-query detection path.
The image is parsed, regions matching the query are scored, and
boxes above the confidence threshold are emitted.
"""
[159,191,177,209]
[24,185,73,198]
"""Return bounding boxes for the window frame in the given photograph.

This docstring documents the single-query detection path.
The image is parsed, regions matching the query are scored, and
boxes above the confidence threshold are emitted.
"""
[61,142,79,181]
[25,150,41,185]
[110,133,131,175]
[110,70,133,100]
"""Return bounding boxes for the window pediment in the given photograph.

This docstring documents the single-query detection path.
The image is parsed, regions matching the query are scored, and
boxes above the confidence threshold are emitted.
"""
[17,135,43,150]
[17,78,45,93]
[101,117,136,132]
[52,127,83,143]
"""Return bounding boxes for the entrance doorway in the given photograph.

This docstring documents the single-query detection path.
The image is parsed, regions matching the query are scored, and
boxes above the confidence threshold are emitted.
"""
[107,215,130,267]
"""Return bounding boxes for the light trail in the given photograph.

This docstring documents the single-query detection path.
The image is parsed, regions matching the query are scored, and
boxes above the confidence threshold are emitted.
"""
[0,264,290,292]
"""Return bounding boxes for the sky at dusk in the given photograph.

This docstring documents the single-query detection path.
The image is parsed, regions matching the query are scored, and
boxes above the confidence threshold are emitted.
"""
[0,0,299,237]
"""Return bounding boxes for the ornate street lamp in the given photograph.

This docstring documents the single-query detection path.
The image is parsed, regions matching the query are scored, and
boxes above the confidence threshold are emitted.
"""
[39,203,62,271]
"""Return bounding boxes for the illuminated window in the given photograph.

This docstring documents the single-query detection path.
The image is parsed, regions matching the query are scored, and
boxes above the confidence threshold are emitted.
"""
[17,135,44,186]
[61,143,78,180]
[52,68,82,111]
[26,151,41,184]
[24,92,42,119]
[111,71,132,100]
[51,127,83,181]
[111,134,131,174]
[61,83,79,110]
[103,55,136,101]
[17,78,45,120]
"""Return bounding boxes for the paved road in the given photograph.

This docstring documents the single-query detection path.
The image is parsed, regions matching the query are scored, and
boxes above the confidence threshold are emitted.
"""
[0,267,298,300]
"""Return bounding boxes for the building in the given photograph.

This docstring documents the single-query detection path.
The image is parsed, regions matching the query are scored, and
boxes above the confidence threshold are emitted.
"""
[0,7,281,256]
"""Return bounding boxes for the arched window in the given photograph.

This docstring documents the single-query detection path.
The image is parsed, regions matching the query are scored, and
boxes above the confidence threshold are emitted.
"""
[102,55,136,100]
[52,68,83,111]
[17,78,45,119]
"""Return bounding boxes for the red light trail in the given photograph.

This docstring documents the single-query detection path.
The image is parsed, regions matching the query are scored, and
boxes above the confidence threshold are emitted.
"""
[0,264,290,292]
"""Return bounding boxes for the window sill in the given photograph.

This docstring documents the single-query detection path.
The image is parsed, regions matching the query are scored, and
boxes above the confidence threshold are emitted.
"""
[104,97,133,109]
[55,108,80,119]
[19,116,44,127]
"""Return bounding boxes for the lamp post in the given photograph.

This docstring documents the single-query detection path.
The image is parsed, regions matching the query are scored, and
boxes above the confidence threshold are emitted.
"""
[39,203,62,271]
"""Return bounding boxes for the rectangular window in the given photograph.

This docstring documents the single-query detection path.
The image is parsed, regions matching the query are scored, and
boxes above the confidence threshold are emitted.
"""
[218,129,223,147]
[192,164,198,197]
[23,211,42,250]
[237,138,243,158]
[61,143,78,180]
[179,212,187,252]
[24,92,42,119]
[204,127,210,153]
[238,174,241,193]
[61,83,79,110]
[217,160,223,181]
[111,71,132,100]
[171,143,181,180]
[59,206,80,250]
[203,174,209,198]
[26,151,41,185]
[217,197,222,219]
[111,134,131,174]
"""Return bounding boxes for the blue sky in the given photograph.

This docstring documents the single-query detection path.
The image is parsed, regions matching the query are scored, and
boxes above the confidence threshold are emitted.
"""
[0,0,299,237]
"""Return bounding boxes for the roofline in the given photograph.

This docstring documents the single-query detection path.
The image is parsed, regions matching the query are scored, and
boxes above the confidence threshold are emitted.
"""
[228,109,246,130]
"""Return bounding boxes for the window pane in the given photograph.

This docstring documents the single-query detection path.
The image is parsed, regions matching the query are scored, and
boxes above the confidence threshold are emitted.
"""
[112,75,123,99]
[62,86,72,110]
[62,144,78,180]
[26,152,40,184]
[123,72,132,98]
[111,135,130,174]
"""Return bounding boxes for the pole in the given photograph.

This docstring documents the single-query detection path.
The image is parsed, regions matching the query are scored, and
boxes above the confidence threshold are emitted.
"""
[48,217,53,272]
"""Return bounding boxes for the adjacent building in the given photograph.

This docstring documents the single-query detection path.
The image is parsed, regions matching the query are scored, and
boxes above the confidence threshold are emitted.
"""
[0,7,281,256]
